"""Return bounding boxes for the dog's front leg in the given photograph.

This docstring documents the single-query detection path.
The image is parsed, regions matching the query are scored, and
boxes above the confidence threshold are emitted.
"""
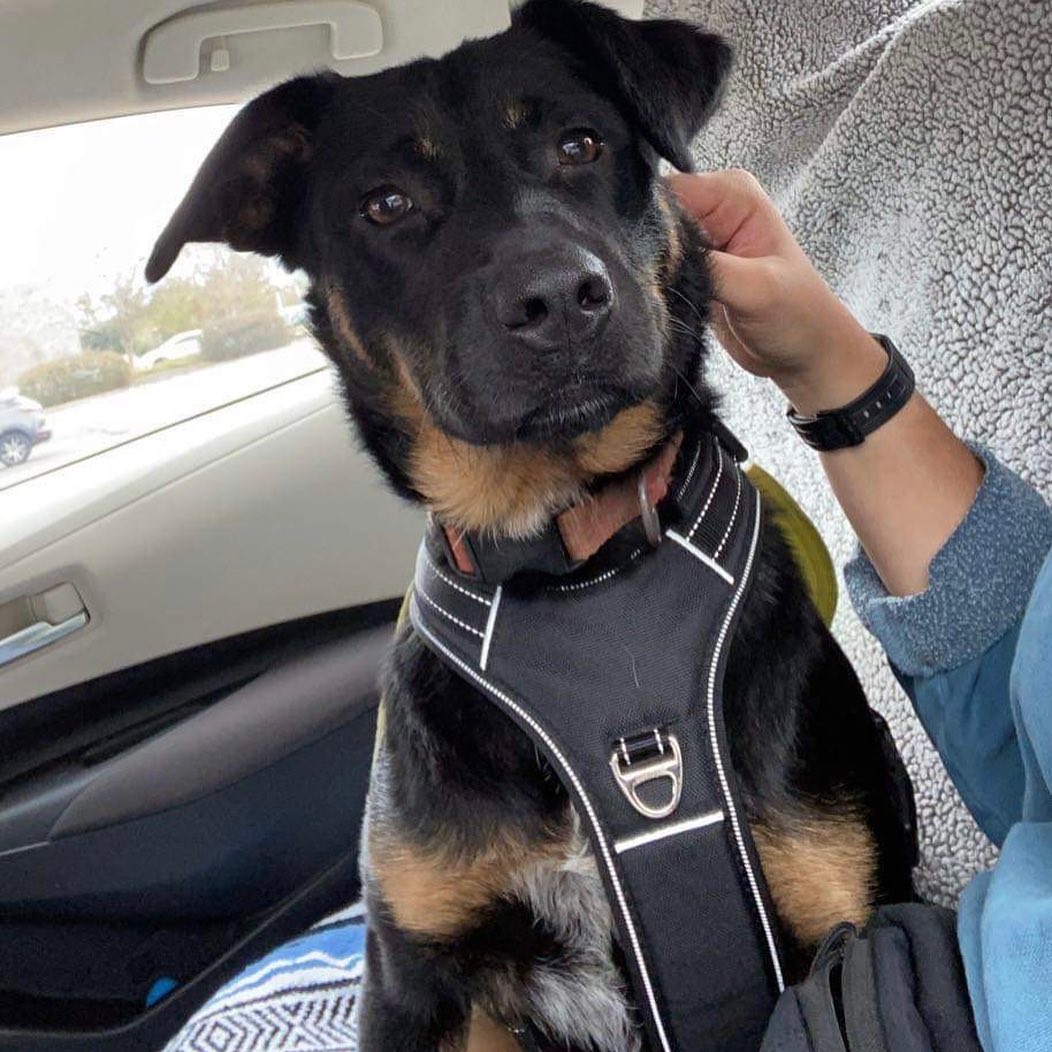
[359,924,470,1051]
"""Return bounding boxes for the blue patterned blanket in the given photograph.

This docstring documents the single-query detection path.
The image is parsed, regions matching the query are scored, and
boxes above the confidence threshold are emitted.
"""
[165,904,365,1052]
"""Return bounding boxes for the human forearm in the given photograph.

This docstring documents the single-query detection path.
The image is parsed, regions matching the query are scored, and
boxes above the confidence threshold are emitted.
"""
[779,320,983,596]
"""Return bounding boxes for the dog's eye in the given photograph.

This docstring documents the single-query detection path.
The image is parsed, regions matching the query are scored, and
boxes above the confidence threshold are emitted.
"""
[360,186,414,226]
[556,129,603,166]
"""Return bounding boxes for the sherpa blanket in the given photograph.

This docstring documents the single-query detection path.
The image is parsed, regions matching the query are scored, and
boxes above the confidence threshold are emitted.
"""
[652,0,1052,904]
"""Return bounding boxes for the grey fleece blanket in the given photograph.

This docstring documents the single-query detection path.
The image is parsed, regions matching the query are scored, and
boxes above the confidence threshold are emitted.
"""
[648,0,1052,904]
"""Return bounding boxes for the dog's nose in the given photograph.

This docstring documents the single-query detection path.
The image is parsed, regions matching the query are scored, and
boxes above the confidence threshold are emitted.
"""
[492,251,613,350]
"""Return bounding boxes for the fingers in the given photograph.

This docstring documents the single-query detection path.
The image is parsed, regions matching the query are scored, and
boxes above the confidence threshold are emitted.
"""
[667,168,850,387]
[705,248,784,317]
[709,303,775,379]
[668,169,759,250]
[668,169,799,260]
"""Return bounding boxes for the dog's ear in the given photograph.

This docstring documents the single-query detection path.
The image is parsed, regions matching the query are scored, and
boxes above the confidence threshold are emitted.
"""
[514,0,732,172]
[145,73,338,283]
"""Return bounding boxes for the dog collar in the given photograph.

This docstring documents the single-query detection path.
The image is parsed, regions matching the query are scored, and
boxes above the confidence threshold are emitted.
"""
[428,419,748,586]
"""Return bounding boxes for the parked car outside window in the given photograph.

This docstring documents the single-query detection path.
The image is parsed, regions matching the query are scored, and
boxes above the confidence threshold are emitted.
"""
[0,388,50,467]
[133,329,203,372]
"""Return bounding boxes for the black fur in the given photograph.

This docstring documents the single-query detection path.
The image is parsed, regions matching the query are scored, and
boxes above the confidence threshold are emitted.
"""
[148,2,915,1049]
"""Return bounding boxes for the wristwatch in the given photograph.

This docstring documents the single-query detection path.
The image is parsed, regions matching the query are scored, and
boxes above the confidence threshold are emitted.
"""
[786,334,915,452]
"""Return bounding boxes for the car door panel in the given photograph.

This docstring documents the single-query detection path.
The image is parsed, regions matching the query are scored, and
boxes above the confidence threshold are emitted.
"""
[0,371,422,709]
[0,607,394,1050]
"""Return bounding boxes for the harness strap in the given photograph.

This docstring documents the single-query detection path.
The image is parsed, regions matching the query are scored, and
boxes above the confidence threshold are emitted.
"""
[411,430,785,1052]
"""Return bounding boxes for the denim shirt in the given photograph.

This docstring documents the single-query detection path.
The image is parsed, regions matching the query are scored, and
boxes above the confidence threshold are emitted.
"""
[845,449,1052,1052]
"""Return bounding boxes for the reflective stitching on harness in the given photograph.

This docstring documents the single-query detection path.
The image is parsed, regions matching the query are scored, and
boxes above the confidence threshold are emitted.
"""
[665,531,736,585]
[415,587,485,639]
[614,809,724,854]
[425,551,492,606]
[480,585,502,671]
[713,465,743,560]
[687,445,723,541]
[675,435,705,500]
[410,602,676,1052]
[548,546,645,593]
[706,489,786,992]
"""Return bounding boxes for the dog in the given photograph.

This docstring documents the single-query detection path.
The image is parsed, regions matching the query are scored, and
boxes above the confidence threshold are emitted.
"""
[147,2,916,1048]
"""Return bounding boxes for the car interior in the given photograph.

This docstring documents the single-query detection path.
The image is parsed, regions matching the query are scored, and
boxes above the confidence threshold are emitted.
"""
[0,2,637,1048]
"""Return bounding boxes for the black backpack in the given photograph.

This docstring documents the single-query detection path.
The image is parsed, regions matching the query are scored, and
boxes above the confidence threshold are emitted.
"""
[761,903,983,1052]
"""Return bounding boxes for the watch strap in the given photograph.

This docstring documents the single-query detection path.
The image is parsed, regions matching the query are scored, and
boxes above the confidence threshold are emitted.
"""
[787,334,915,451]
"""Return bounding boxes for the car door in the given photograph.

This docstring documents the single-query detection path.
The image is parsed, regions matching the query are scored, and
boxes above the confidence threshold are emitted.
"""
[0,103,423,1052]
[0,2,643,1048]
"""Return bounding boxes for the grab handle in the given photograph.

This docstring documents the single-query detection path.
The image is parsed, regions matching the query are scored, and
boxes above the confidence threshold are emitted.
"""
[143,0,384,85]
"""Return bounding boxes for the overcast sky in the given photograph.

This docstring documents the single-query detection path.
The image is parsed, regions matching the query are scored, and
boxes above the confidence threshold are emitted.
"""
[0,104,241,300]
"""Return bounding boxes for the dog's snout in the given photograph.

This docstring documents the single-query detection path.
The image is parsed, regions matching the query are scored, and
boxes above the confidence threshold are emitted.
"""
[492,249,613,350]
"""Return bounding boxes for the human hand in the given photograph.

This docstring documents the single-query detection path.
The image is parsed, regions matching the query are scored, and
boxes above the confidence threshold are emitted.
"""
[669,169,887,416]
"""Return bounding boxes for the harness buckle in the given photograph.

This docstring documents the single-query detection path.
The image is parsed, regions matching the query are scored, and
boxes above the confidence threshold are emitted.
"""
[610,730,683,820]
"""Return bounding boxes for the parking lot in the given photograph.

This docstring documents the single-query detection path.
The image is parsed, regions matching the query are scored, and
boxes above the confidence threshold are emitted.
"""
[1,339,330,488]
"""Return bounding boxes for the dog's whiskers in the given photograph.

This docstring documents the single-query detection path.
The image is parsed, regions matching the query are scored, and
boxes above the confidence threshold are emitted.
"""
[671,364,707,409]
[664,284,708,330]
[667,319,706,345]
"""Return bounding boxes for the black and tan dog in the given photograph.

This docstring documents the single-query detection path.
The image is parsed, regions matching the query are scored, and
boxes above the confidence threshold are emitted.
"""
[148,2,915,1048]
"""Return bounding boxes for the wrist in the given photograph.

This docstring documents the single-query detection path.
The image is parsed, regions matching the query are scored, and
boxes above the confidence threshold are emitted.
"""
[775,318,888,417]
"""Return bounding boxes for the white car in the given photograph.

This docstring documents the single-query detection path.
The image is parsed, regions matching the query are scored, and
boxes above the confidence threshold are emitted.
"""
[134,328,203,371]
[0,388,50,466]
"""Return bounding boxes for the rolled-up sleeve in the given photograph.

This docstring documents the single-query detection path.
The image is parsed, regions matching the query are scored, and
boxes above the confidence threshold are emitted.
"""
[844,447,1052,844]
[845,447,1052,678]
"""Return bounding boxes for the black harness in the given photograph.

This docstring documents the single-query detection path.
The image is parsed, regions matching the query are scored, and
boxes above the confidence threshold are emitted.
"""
[410,429,785,1052]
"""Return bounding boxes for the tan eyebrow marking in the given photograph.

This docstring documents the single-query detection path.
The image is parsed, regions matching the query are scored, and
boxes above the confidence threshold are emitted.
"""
[414,136,441,160]
[502,99,529,129]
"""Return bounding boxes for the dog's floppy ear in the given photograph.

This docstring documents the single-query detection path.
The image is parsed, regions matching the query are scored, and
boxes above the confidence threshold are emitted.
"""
[514,0,732,172]
[145,73,338,283]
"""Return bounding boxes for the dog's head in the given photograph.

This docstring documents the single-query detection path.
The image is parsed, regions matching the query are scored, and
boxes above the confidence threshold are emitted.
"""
[148,0,731,535]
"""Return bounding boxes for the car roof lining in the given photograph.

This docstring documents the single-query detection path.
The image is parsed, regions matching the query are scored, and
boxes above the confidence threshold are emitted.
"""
[0,0,642,137]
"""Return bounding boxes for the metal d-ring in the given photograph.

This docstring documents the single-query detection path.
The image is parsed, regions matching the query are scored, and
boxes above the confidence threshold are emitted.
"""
[610,734,683,820]
[637,470,662,548]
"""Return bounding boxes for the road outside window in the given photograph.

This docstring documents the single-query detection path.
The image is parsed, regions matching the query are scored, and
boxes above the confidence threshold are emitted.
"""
[0,106,331,490]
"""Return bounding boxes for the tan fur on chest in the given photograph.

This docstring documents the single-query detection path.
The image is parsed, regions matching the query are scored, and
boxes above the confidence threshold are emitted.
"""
[368,826,565,939]
[371,802,876,949]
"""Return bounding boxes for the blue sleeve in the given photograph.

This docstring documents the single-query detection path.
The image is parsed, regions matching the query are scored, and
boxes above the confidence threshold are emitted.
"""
[956,554,1052,1051]
[894,629,1023,844]
[844,447,1052,845]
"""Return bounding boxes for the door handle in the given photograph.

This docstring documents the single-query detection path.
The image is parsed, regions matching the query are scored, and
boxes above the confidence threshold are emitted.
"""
[0,611,88,668]
[0,583,89,669]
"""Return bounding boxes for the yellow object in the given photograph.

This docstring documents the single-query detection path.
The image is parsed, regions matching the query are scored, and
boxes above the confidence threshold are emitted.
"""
[746,463,838,627]
[371,590,412,762]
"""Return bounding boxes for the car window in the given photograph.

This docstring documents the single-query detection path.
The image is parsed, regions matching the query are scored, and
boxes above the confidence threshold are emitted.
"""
[0,106,331,489]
